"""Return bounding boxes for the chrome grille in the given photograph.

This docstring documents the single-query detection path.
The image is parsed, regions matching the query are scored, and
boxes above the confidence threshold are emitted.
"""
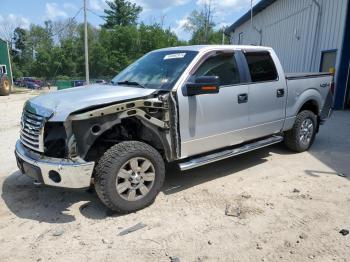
[20,110,45,152]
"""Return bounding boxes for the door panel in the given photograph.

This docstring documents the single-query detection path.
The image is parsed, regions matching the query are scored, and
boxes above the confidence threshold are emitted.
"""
[245,81,286,140]
[177,52,250,158]
[242,51,286,140]
[178,85,249,158]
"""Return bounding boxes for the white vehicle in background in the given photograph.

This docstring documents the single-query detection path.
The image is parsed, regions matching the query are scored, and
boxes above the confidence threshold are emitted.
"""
[15,45,333,213]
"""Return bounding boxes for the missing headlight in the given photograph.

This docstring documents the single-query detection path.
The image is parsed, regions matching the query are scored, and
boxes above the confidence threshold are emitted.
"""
[44,122,67,158]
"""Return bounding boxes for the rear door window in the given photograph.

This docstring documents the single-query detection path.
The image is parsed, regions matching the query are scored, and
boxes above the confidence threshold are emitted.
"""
[244,52,278,82]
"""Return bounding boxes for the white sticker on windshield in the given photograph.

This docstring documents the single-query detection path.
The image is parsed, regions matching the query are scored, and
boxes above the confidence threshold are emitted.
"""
[164,53,186,60]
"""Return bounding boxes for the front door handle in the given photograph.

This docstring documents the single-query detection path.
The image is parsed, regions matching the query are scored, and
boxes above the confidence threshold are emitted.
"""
[238,93,248,104]
[277,88,285,97]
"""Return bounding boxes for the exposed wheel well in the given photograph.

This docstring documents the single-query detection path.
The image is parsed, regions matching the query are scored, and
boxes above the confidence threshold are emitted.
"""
[85,118,169,163]
[298,100,319,116]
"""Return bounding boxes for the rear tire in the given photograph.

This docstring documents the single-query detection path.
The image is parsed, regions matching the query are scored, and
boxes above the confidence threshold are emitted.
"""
[0,75,11,96]
[284,110,317,152]
[94,141,165,213]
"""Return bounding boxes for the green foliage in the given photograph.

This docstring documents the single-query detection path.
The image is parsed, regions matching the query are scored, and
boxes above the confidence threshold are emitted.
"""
[13,27,27,51]
[8,0,227,81]
[10,20,186,80]
[56,75,71,80]
[103,0,142,28]
[10,60,23,78]
[184,9,215,44]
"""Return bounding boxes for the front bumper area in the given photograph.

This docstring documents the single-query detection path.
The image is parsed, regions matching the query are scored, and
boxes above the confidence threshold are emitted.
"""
[15,140,95,188]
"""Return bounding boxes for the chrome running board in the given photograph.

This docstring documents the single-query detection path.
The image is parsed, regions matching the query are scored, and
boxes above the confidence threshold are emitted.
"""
[179,135,284,171]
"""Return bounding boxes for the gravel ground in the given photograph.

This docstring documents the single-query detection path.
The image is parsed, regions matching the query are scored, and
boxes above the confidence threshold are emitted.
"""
[0,90,349,262]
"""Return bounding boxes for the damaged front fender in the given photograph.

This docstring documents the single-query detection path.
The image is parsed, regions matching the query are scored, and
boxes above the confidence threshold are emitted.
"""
[63,95,179,162]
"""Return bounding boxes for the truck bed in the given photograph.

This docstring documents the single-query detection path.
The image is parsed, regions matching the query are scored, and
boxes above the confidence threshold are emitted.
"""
[284,72,333,131]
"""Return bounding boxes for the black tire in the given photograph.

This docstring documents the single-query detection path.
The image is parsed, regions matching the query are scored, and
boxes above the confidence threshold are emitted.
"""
[94,141,165,213]
[0,75,11,96]
[284,110,317,152]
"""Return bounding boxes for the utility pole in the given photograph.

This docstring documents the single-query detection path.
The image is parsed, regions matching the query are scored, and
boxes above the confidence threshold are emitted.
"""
[84,0,89,85]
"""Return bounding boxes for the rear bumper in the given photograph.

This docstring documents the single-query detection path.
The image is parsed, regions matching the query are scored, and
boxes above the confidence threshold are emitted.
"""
[15,140,95,189]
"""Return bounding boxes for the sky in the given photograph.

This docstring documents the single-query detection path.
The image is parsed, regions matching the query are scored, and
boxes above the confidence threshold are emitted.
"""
[0,0,260,40]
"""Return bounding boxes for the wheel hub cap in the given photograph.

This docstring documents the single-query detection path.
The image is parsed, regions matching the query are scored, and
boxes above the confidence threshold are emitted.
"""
[299,118,314,145]
[130,172,141,184]
[116,157,155,201]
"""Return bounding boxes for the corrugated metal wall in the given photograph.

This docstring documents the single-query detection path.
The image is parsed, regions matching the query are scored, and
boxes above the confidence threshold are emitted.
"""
[0,39,13,81]
[230,0,348,73]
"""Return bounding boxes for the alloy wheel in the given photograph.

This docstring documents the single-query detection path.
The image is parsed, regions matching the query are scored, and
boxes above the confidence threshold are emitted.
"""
[115,157,155,201]
[299,118,314,145]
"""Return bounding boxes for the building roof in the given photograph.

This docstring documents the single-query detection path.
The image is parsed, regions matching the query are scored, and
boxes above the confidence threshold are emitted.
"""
[225,0,277,35]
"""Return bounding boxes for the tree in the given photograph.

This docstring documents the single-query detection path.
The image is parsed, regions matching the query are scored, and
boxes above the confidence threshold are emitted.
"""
[11,27,32,76]
[7,4,187,80]
[184,0,226,45]
[13,27,27,51]
[28,22,54,51]
[0,16,28,43]
[103,0,142,28]
[138,23,182,54]
[52,19,78,42]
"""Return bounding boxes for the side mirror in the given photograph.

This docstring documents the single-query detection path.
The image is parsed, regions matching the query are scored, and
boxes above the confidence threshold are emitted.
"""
[184,76,220,96]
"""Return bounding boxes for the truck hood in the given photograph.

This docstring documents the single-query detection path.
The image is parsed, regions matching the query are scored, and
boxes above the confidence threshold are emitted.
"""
[26,84,157,121]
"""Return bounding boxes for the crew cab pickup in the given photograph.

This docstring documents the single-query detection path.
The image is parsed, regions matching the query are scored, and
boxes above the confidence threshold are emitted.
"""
[15,45,333,213]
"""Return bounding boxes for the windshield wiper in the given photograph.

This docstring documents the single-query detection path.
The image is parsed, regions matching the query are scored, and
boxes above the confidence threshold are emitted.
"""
[117,80,146,88]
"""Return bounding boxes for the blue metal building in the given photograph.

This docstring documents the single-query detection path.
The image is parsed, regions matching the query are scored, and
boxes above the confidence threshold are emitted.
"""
[226,0,350,109]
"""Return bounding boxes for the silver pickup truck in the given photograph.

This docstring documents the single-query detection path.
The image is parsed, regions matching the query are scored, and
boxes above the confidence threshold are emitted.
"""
[15,45,333,213]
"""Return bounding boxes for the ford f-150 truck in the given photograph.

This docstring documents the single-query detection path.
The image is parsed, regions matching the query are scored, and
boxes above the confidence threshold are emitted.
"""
[15,45,333,213]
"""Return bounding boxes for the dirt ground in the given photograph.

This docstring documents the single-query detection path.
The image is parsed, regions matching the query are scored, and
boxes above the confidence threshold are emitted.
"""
[0,90,349,262]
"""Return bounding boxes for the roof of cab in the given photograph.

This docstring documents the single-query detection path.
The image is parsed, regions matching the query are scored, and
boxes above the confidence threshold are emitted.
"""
[154,45,272,53]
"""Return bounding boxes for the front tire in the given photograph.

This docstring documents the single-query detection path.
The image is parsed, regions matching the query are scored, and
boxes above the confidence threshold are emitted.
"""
[94,141,165,213]
[284,110,317,152]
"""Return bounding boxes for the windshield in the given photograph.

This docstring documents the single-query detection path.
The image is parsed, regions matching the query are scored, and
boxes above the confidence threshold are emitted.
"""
[111,50,198,90]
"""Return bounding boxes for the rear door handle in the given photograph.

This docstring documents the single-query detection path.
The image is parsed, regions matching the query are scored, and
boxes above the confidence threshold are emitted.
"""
[277,88,285,97]
[238,93,248,104]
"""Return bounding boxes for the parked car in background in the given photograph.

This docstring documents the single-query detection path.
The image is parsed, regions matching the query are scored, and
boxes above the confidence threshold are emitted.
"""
[15,45,333,213]
[20,77,34,87]
[95,79,108,85]
[26,81,40,89]
[14,79,21,86]
[14,78,43,88]
[72,80,85,87]
[33,79,43,87]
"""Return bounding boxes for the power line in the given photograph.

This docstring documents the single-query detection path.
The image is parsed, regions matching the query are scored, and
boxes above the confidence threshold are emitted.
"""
[52,7,83,37]
[87,9,103,19]
[87,9,107,22]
